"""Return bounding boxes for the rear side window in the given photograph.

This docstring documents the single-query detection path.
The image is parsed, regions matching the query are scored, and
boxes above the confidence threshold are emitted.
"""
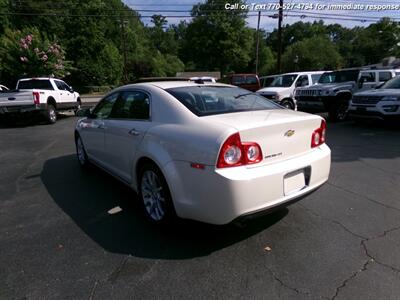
[379,72,392,82]
[110,91,150,120]
[18,79,54,90]
[166,86,280,117]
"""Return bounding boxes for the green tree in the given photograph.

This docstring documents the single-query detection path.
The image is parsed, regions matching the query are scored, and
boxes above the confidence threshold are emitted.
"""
[246,29,275,75]
[351,18,400,65]
[182,0,253,73]
[282,36,343,72]
[0,0,10,34]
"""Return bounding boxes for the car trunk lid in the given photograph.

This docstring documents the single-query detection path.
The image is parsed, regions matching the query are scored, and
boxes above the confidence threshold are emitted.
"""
[203,109,323,166]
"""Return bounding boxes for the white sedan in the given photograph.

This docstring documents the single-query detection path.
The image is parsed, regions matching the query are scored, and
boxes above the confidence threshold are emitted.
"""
[75,81,331,225]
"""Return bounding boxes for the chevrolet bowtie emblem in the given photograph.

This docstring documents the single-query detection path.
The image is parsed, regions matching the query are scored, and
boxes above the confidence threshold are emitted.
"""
[284,130,295,137]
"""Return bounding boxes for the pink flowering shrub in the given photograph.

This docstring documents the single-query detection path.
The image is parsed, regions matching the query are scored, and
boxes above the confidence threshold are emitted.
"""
[0,27,72,78]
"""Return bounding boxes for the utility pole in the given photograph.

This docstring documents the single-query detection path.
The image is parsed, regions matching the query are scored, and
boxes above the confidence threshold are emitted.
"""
[120,15,128,84]
[255,10,261,74]
[277,0,283,73]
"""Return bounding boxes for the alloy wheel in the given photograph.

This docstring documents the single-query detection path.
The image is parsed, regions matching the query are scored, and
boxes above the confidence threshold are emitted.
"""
[141,170,166,221]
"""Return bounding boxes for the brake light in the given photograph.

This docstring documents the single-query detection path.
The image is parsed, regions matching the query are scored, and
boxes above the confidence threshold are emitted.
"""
[217,133,263,168]
[33,92,40,105]
[311,119,327,148]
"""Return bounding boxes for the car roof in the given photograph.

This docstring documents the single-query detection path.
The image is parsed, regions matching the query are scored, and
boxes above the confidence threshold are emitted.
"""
[118,81,233,90]
[360,69,399,73]
[259,75,278,79]
[278,71,326,76]
[18,77,57,81]
[229,73,258,77]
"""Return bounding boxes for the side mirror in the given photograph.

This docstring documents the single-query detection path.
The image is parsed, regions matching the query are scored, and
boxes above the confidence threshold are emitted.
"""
[76,108,92,118]
[375,82,384,89]
[68,86,74,93]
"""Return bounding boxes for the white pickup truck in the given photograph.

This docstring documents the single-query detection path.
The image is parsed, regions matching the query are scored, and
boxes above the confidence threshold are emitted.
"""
[0,78,81,124]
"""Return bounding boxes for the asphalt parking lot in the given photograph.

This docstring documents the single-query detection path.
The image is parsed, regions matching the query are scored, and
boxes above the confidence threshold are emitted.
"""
[1,115,400,299]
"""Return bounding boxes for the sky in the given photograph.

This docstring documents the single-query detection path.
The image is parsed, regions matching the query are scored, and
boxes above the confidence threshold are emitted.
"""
[123,0,400,31]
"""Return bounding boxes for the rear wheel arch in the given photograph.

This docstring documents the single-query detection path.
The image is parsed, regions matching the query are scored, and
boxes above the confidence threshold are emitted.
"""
[136,157,162,186]
[47,97,57,109]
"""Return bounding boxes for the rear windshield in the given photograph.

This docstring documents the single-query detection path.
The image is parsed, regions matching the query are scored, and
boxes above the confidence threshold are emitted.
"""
[166,86,280,116]
[318,70,359,84]
[18,79,54,90]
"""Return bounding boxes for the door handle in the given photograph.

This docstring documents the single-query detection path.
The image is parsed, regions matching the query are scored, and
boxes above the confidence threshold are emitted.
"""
[128,128,140,136]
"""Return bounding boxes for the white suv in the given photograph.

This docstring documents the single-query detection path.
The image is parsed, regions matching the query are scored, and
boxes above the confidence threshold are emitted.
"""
[256,71,325,110]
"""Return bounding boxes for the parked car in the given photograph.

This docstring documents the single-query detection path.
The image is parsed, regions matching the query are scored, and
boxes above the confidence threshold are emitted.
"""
[0,78,81,124]
[190,76,217,83]
[220,74,260,92]
[0,84,9,92]
[348,75,400,121]
[357,69,399,90]
[295,68,399,121]
[257,71,325,110]
[259,75,278,88]
[75,81,331,225]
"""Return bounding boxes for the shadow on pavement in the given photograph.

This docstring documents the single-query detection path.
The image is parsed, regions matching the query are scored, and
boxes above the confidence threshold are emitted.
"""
[327,120,400,163]
[41,154,287,259]
[0,113,72,128]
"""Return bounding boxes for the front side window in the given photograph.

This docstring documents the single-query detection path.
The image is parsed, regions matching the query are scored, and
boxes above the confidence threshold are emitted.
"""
[166,86,280,117]
[92,92,119,119]
[296,75,309,87]
[360,72,375,83]
[110,91,150,120]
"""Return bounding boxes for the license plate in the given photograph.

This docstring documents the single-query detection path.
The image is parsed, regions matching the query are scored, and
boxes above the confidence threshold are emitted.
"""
[284,169,306,196]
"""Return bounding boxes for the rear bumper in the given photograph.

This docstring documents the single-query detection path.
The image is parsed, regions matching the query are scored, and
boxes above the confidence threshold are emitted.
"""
[0,104,41,114]
[163,144,331,225]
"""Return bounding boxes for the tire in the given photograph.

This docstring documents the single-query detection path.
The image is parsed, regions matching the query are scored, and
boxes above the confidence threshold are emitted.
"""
[138,162,175,224]
[75,134,90,167]
[281,99,295,110]
[328,102,348,122]
[45,104,57,124]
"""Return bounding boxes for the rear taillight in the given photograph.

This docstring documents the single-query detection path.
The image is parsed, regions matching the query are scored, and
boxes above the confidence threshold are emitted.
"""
[33,92,40,105]
[217,133,262,168]
[311,119,327,148]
